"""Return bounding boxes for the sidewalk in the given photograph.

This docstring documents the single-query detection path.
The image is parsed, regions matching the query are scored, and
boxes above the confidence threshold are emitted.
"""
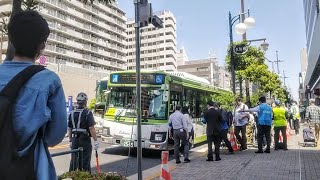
[167,126,320,180]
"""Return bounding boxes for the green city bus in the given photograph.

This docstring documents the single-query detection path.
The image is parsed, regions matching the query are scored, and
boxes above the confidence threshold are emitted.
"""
[98,70,232,150]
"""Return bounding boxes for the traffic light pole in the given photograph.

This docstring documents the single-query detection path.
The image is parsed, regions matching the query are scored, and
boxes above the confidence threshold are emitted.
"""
[134,0,142,180]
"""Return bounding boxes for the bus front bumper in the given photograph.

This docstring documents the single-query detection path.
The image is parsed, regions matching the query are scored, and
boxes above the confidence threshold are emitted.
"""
[101,135,168,150]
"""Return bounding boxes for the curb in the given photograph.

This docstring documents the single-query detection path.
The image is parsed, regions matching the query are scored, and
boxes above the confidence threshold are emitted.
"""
[127,145,208,180]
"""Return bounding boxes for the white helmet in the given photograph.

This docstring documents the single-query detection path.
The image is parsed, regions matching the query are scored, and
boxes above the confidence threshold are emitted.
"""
[76,92,88,101]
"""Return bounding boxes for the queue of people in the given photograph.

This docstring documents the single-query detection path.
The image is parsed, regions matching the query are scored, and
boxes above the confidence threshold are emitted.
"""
[168,96,300,164]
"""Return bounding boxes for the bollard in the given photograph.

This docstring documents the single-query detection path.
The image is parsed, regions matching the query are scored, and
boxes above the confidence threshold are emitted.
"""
[79,147,84,171]
[160,151,171,180]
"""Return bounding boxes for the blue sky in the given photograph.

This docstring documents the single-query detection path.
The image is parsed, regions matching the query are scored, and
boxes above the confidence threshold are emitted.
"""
[118,0,306,100]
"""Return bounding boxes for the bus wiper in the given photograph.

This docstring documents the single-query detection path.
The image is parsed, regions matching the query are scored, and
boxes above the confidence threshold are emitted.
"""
[114,103,132,121]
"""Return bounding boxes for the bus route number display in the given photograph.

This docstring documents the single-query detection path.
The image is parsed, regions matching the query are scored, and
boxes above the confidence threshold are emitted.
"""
[111,74,164,85]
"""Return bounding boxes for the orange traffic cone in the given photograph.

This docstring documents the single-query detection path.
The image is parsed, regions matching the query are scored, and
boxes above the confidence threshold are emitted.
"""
[230,131,239,151]
[160,151,171,180]
[286,124,291,139]
[279,133,283,142]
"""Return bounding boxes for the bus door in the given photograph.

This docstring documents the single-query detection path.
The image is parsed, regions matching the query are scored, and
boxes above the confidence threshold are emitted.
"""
[169,84,183,114]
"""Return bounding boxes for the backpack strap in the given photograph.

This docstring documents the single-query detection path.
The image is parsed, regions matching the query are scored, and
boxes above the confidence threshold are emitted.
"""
[0,65,45,101]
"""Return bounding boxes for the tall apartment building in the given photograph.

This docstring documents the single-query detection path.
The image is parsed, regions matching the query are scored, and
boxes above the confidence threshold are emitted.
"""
[303,0,320,101]
[126,11,177,72]
[1,0,127,73]
[0,0,127,99]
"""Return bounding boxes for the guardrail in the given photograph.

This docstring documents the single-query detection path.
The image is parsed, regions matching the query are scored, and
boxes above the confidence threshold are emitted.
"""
[51,147,84,171]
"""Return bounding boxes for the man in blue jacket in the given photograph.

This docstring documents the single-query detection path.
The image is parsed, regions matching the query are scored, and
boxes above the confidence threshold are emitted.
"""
[243,96,273,153]
[217,103,234,154]
[0,10,67,179]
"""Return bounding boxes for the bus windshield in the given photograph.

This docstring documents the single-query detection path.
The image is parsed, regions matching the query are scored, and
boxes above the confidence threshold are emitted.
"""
[108,87,167,120]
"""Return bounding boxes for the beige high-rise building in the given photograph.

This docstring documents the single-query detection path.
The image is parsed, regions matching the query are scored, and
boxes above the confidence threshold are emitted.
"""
[126,11,177,72]
[0,0,127,99]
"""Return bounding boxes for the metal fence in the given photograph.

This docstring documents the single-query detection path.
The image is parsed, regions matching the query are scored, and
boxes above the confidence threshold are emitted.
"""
[51,147,84,171]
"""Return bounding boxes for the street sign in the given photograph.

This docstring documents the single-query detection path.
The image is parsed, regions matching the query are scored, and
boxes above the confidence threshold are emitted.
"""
[234,44,248,54]
[39,55,46,65]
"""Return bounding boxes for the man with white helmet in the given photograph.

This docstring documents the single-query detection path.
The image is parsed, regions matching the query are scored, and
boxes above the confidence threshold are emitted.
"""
[273,100,289,151]
[68,92,99,172]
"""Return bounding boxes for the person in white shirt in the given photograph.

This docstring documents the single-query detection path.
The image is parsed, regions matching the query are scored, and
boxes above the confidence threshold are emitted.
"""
[168,105,190,164]
[233,97,250,151]
[181,106,194,150]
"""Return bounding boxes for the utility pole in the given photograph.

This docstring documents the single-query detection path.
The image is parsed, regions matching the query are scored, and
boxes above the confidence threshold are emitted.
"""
[241,0,246,40]
[283,70,289,86]
[275,51,284,75]
[241,0,252,107]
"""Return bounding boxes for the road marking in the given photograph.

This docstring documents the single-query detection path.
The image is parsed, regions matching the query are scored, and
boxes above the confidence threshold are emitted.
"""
[49,144,69,150]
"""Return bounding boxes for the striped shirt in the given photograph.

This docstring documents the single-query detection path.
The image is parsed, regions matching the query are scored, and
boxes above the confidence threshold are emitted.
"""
[306,105,320,124]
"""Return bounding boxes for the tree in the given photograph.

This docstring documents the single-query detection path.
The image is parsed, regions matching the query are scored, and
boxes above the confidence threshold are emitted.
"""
[5,0,115,60]
[226,42,266,106]
[88,98,96,110]
[211,91,235,111]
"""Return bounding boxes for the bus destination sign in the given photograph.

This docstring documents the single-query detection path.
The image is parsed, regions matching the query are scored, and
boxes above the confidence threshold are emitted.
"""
[111,73,165,85]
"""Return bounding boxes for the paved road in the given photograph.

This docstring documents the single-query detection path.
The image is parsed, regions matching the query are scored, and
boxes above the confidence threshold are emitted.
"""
[167,124,320,180]
[49,138,173,177]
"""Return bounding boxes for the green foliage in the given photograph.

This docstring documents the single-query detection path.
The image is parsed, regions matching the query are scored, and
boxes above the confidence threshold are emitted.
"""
[58,171,127,180]
[88,98,96,110]
[211,91,235,111]
[225,41,291,105]
[226,42,265,80]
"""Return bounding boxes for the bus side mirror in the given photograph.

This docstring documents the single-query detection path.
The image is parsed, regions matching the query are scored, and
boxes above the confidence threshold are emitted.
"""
[163,91,169,102]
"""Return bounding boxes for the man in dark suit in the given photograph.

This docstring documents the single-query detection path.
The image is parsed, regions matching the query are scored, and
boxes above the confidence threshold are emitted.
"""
[203,101,223,161]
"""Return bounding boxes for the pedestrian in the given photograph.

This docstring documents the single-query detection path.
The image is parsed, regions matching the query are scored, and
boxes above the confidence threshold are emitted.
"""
[242,96,273,153]
[305,99,320,141]
[217,103,234,154]
[291,101,301,135]
[168,105,190,164]
[69,92,99,172]
[273,100,289,151]
[300,104,306,122]
[203,101,223,161]
[233,97,250,151]
[182,106,194,148]
[0,10,67,179]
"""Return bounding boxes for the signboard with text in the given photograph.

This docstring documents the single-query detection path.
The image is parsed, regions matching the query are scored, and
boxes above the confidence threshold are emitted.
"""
[234,44,248,54]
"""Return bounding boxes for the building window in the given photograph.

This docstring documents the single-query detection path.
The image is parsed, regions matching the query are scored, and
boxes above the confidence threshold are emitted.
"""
[197,67,209,72]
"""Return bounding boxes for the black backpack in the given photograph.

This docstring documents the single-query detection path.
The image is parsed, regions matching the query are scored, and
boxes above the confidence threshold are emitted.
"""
[0,65,45,180]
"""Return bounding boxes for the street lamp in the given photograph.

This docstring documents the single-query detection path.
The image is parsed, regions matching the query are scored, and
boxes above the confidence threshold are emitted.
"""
[260,41,269,52]
[229,9,255,94]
